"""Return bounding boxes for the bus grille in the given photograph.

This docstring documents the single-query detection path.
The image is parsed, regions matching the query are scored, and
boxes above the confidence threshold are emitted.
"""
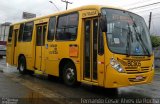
[125,67,150,74]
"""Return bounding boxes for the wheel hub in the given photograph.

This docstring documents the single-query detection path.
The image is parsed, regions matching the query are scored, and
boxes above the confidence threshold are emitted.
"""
[20,64,24,72]
[66,68,74,80]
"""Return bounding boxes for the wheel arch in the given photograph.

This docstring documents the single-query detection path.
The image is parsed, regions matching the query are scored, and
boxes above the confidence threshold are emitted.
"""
[59,58,76,78]
[18,54,26,68]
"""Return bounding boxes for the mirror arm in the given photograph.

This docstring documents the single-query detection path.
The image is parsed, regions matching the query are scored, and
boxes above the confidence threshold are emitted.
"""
[99,15,107,32]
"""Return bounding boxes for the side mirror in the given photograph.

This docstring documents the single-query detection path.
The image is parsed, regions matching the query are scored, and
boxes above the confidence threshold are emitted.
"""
[100,15,107,32]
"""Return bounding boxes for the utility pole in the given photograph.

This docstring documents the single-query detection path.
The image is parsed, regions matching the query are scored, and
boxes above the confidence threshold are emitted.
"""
[61,0,72,10]
[149,12,152,31]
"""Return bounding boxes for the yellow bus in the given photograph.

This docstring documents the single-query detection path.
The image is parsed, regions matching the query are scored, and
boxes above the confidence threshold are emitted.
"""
[6,5,154,88]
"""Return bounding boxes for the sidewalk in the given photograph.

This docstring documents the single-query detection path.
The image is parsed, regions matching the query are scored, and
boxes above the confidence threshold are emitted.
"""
[155,68,160,75]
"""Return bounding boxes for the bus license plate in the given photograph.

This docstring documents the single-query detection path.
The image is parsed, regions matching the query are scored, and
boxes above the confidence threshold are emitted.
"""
[136,76,143,80]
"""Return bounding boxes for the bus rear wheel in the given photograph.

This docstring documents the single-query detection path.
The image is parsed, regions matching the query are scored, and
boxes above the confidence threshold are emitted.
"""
[63,62,77,86]
[18,56,26,74]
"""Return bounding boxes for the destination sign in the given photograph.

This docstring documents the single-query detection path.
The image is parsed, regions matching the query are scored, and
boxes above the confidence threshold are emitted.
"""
[82,10,98,18]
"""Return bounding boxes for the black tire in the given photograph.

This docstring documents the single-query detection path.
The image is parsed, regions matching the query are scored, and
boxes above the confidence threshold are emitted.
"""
[18,56,26,74]
[106,88,118,96]
[27,70,34,76]
[0,55,3,59]
[63,62,78,86]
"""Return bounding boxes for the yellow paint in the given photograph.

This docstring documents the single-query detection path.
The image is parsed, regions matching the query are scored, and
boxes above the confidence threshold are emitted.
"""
[35,46,41,69]
[6,5,154,88]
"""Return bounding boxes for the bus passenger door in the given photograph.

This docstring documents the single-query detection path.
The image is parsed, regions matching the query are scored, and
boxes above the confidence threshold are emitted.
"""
[35,24,47,71]
[13,29,18,65]
[83,18,105,86]
[6,26,13,65]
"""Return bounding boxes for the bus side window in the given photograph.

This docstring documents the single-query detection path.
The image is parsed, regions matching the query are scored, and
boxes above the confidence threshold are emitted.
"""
[98,29,104,55]
[18,23,24,41]
[56,12,78,41]
[23,22,34,42]
[48,16,56,41]
[8,26,13,43]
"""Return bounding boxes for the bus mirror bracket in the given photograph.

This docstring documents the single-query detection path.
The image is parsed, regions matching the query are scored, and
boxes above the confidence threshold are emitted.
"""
[100,15,107,32]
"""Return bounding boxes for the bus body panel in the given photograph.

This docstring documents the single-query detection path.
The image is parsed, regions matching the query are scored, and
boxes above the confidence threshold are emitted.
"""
[104,35,154,87]
[6,5,154,88]
[17,42,34,70]
[44,41,59,76]
[105,68,154,88]
[7,24,19,66]
[6,43,13,65]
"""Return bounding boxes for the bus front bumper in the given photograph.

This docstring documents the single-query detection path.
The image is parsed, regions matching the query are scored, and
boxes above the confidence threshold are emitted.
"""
[105,69,154,88]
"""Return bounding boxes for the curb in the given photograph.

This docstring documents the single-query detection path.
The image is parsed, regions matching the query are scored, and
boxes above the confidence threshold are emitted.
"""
[0,69,3,73]
[155,73,160,75]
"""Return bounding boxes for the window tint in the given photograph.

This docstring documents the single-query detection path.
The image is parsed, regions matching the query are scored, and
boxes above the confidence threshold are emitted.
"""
[98,29,104,55]
[56,13,78,40]
[84,20,91,78]
[58,16,67,27]
[68,13,78,26]
[18,23,24,41]
[93,19,98,80]
[23,22,34,41]
[8,26,13,42]
[43,25,47,45]
[36,25,47,46]
[14,29,18,47]
[48,17,56,41]
[36,26,42,46]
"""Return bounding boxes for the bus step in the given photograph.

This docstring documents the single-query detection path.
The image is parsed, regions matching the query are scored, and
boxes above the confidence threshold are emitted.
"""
[34,70,44,75]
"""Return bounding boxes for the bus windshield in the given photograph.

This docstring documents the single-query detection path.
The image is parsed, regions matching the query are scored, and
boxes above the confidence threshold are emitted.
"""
[101,8,152,56]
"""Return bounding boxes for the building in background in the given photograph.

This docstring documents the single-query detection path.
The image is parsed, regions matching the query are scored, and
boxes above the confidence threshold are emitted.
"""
[0,22,11,41]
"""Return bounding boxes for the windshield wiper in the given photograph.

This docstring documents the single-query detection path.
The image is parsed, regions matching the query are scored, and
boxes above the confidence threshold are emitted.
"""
[132,21,150,56]
[136,32,151,56]
[128,14,151,56]
[126,23,131,56]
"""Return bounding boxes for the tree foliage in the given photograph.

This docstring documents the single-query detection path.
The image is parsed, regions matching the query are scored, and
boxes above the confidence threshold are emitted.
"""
[150,35,160,47]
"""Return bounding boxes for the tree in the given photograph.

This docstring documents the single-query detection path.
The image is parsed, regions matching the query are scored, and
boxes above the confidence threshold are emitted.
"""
[150,35,160,47]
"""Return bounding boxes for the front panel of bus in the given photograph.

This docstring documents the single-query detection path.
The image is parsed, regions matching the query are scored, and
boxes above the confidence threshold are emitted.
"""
[101,8,154,88]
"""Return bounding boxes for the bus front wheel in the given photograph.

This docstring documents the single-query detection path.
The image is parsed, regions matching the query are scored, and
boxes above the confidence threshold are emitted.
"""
[18,56,26,74]
[63,62,77,86]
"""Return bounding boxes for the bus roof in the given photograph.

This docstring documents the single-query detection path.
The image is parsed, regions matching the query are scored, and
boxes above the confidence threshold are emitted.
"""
[11,5,124,25]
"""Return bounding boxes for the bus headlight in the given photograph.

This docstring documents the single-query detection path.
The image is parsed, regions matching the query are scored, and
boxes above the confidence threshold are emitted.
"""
[110,58,125,73]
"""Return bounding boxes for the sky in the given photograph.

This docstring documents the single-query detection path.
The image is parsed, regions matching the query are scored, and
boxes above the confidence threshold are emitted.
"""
[0,0,160,34]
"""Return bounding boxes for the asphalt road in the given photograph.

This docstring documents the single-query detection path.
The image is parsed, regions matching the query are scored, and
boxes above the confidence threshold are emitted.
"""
[0,58,160,104]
